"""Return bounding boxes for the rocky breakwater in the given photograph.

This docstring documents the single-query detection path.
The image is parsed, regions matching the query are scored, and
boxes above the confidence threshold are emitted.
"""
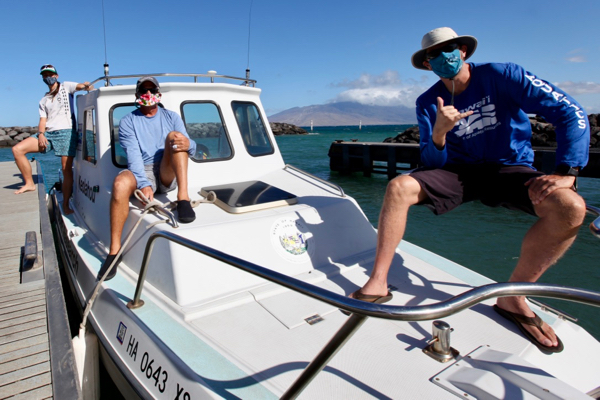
[0,126,37,147]
[269,122,307,136]
[384,114,600,148]
[0,122,308,147]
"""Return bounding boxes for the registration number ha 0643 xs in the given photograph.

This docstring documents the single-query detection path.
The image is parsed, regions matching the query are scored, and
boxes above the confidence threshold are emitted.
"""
[117,322,193,399]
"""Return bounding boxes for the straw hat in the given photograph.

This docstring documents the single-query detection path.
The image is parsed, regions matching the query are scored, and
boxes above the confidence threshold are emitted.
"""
[411,27,477,70]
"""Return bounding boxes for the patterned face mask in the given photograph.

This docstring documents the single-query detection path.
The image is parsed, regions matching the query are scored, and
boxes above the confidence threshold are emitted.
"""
[43,76,58,86]
[136,92,161,106]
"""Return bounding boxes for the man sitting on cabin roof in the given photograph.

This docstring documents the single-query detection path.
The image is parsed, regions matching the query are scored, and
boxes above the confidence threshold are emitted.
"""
[98,76,197,281]
[348,27,590,353]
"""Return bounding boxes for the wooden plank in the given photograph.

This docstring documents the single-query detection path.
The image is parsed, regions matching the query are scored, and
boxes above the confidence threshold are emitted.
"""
[0,351,49,375]
[0,343,48,364]
[0,326,47,347]
[0,300,46,316]
[0,371,51,398]
[0,334,48,356]
[0,319,47,338]
[0,282,44,297]
[7,383,53,400]
[0,311,46,330]
[0,247,23,259]
[0,290,45,306]
[0,362,50,387]
[0,272,20,281]
[0,306,46,324]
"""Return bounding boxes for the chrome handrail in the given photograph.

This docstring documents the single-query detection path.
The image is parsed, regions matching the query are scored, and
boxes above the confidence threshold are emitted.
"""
[586,204,600,238]
[129,231,600,314]
[89,72,257,88]
[284,164,345,197]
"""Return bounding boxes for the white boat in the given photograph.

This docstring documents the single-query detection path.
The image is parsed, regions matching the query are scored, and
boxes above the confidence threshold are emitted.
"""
[50,70,600,399]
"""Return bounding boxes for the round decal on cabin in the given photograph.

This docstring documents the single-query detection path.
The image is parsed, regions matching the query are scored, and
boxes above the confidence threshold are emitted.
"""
[271,218,314,263]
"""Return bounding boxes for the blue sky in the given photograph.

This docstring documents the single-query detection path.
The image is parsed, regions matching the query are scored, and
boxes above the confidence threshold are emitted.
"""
[2,0,600,126]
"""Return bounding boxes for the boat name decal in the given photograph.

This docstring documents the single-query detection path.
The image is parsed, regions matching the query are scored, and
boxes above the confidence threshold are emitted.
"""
[78,176,97,203]
[123,331,191,398]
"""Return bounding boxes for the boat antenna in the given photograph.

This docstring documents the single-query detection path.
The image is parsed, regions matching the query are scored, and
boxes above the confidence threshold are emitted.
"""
[101,0,110,86]
[245,0,253,85]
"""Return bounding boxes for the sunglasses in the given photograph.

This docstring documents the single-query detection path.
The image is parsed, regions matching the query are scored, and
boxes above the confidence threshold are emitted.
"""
[41,64,54,69]
[138,87,159,94]
[425,43,459,61]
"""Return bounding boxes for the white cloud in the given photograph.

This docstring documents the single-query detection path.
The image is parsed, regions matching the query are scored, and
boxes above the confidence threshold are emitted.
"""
[555,81,600,95]
[330,70,429,107]
[565,49,587,63]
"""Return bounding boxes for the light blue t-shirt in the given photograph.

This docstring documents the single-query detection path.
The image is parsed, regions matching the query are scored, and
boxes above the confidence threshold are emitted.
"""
[416,62,589,170]
[119,107,197,189]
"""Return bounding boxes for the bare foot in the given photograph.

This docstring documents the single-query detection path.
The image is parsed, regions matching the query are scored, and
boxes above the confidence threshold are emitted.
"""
[496,297,559,348]
[14,184,36,194]
[63,205,74,215]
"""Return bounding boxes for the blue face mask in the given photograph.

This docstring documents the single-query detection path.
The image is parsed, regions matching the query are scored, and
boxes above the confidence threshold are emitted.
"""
[43,76,58,86]
[428,49,463,79]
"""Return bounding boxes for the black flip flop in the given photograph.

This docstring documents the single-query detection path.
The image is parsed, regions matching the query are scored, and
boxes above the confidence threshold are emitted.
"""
[493,305,564,353]
[341,289,393,315]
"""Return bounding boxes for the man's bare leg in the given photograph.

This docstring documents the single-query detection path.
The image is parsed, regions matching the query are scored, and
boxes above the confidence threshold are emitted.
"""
[496,188,586,348]
[160,131,191,201]
[108,171,137,255]
[354,174,428,297]
[12,137,40,194]
[61,156,75,214]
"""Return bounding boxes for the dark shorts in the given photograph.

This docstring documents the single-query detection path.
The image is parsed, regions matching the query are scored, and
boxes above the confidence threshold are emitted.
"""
[409,164,545,216]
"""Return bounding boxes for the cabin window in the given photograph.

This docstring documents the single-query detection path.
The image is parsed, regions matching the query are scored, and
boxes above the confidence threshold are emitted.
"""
[231,102,274,156]
[82,109,97,164]
[181,102,233,162]
[109,103,139,167]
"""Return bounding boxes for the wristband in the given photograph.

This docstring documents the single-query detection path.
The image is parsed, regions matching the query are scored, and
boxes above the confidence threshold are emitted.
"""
[553,164,579,177]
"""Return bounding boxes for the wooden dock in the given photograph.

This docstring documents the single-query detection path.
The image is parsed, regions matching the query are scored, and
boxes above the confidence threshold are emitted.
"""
[329,141,600,179]
[0,160,80,399]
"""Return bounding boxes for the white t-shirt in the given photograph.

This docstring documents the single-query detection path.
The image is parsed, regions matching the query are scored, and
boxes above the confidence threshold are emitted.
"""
[38,81,78,131]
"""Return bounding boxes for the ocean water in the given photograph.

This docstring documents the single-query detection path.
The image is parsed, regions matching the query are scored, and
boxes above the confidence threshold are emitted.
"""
[2,124,599,341]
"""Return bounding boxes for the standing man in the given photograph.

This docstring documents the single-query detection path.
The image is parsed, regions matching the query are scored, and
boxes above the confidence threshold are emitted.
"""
[13,64,92,215]
[350,27,589,353]
[98,77,197,281]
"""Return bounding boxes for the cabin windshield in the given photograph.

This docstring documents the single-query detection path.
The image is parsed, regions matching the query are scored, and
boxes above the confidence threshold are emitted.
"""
[181,102,233,162]
[231,102,274,157]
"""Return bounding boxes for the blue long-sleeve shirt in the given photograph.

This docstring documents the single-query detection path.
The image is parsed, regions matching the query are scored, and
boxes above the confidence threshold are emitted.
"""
[119,107,197,189]
[416,62,589,170]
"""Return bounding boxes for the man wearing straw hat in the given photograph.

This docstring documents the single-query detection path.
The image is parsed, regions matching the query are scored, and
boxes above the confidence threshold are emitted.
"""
[349,27,589,353]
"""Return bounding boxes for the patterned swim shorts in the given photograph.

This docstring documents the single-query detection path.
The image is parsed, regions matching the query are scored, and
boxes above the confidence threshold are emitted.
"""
[34,129,77,157]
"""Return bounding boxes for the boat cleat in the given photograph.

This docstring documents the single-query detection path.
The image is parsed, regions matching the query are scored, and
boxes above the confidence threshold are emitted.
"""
[423,320,460,363]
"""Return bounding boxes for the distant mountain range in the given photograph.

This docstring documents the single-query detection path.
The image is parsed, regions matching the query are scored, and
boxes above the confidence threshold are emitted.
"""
[268,102,417,127]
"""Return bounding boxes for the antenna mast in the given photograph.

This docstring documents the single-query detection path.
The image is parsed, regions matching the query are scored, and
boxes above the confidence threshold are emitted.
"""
[245,0,253,86]
[101,0,110,86]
